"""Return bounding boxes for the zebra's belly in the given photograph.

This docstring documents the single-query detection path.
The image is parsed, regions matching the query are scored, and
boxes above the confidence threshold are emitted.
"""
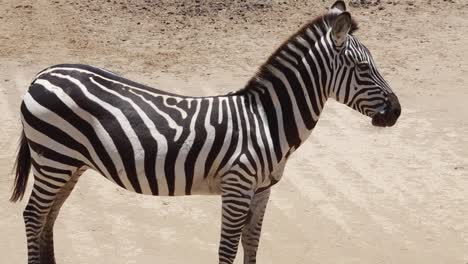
[103,145,224,196]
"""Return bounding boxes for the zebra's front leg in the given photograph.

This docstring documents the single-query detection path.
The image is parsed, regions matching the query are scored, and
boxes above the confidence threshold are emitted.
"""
[241,188,271,264]
[218,174,255,264]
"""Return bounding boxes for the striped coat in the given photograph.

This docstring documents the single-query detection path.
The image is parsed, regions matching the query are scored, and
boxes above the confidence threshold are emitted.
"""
[11,1,400,264]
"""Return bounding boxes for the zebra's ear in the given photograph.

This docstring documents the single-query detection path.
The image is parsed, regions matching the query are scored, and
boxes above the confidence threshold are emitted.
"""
[331,12,352,47]
[330,0,346,12]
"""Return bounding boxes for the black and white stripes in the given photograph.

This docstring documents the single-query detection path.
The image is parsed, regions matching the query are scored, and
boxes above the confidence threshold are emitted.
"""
[11,1,400,263]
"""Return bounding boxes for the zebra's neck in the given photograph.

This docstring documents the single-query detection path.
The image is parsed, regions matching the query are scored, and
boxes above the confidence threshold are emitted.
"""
[241,17,333,164]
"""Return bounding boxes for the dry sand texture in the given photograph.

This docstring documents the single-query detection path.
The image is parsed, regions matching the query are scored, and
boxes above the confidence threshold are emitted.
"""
[0,0,467,263]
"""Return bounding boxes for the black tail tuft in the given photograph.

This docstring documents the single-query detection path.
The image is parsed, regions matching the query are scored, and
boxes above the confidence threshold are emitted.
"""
[10,131,31,202]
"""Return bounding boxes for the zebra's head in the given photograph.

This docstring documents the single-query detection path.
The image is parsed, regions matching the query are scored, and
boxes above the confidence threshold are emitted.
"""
[327,1,401,127]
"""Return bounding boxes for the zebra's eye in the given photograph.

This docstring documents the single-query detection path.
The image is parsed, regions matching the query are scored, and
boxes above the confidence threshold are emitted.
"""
[357,62,370,72]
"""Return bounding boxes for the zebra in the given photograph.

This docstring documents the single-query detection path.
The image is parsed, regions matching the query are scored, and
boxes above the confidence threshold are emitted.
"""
[10,1,401,263]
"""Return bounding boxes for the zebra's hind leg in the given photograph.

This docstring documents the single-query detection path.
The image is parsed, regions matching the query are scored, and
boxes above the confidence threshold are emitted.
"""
[24,164,84,264]
[241,188,270,264]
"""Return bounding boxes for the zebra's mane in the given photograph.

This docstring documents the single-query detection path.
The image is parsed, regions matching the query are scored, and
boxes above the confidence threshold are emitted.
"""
[236,11,358,95]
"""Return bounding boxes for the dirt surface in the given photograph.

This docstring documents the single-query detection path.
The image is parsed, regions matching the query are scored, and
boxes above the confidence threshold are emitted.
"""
[1,0,467,263]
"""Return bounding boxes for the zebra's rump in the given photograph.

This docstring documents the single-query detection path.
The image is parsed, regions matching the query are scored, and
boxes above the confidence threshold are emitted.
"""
[20,64,245,196]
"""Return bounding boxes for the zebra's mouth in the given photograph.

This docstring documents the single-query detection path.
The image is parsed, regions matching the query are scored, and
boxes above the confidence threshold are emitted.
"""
[372,112,390,127]
[371,93,401,127]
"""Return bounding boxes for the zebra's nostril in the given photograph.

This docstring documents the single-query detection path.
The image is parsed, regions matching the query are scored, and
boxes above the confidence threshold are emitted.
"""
[392,108,401,118]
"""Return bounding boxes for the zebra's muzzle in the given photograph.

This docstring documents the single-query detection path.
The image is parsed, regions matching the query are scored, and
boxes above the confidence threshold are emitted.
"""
[371,93,401,127]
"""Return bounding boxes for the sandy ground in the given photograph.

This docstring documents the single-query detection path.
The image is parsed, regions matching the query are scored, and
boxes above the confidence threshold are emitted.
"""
[1,0,467,263]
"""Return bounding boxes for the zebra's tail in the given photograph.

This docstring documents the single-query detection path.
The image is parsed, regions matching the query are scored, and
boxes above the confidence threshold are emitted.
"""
[10,131,31,202]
